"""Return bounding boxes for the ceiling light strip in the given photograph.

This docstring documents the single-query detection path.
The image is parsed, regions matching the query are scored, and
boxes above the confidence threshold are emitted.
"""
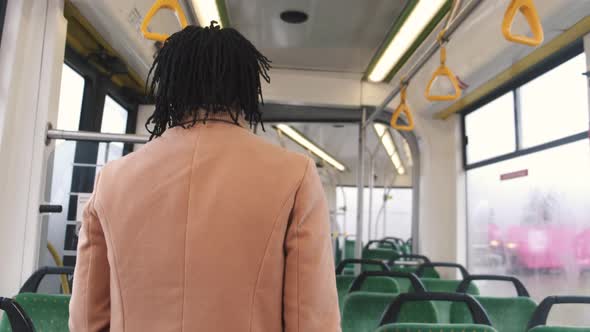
[366,0,451,82]
[373,124,406,175]
[275,124,347,172]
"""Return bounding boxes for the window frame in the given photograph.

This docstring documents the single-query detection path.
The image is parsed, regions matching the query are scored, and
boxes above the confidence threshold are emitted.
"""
[64,46,139,154]
[461,41,587,170]
[0,0,6,48]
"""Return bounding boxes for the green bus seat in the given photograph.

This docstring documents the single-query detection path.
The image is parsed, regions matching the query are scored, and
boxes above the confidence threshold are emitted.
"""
[529,328,590,332]
[451,275,536,332]
[0,297,35,332]
[416,262,469,280]
[335,259,390,276]
[344,239,356,260]
[420,279,479,323]
[451,297,536,332]
[362,240,402,265]
[527,296,590,332]
[341,293,437,332]
[376,292,495,332]
[335,259,390,311]
[359,277,399,293]
[376,323,498,332]
[336,275,356,311]
[347,270,430,297]
[388,255,434,290]
[0,293,70,332]
[341,271,429,332]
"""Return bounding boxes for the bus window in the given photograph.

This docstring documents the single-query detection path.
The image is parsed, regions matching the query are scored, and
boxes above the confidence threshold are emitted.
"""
[464,92,516,164]
[467,139,590,325]
[97,96,128,163]
[56,64,84,132]
[519,54,589,148]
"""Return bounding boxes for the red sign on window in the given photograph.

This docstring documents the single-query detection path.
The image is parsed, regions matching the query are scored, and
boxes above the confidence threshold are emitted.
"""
[500,169,529,181]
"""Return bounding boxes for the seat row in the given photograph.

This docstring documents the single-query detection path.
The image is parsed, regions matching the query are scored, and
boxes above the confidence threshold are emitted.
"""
[335,237,413,269]
[335,258,590,332]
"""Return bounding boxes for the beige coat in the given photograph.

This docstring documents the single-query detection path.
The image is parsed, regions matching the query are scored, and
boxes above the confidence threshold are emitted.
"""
[69,117,341,331]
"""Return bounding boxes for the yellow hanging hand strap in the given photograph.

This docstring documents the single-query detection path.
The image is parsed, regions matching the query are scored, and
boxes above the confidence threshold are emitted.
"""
[502,0,544,47]
[391,82,415,132]
[425,29,462,102]
[141,0,189,42]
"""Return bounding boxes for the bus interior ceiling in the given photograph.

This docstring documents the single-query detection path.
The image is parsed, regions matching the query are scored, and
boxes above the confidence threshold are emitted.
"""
[1,0,590,328]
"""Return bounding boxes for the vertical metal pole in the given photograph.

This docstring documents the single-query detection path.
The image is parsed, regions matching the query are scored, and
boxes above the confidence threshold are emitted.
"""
[354,109,367,273]
[367,157,375,242]
[584,33,590,148]
[383,185,388,238]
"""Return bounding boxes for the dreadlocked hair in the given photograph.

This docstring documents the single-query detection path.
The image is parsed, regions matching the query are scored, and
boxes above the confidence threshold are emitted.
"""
[145,21,271,139]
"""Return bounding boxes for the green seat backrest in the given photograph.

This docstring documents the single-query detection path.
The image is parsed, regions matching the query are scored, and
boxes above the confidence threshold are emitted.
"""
[419,266,440,278]
[451,296,537,332]
[389,266,419,292]
[401,243,412,254]
[344,239,356,260]
[529,327,590,332]
[0,293,70,332]
[420,279,479,323]
[338,276,398,313]
[337,275,356,311]
[376,323,498,332]
[341,293,437,332]
[361,277,399,294]
[342,292,398,332]
[421,279,479,294]
[362,248,399,266]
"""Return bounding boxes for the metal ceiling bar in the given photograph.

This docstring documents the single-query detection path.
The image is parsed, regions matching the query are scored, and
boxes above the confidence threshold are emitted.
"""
[365,0,483,127]
[444,0,463,31]
[47,129,149,144]
[354,108,367,273]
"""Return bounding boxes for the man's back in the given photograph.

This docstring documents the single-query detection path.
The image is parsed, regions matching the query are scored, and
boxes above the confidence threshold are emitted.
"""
[69,120,341,331]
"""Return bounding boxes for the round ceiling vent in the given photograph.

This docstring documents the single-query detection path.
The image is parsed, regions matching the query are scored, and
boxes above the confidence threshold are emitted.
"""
[280,10,308,24]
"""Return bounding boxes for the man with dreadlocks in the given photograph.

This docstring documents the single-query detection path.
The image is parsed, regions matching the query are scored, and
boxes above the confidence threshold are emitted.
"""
[69,22,341,331]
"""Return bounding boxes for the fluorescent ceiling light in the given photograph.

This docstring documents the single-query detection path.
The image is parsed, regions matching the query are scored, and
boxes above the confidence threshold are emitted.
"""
[374,124,406,175]
[392,129,414,167]
[275,124,347,172]
[402,140,413,167]
[191,0,223,27]
[368,0,447,82]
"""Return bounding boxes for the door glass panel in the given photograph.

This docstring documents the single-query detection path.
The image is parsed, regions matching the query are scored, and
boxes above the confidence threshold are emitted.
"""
[41,65,85,293]
[336,186,413,245]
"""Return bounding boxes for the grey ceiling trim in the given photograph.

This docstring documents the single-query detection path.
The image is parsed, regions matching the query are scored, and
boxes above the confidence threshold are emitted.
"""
[263,103,388,124]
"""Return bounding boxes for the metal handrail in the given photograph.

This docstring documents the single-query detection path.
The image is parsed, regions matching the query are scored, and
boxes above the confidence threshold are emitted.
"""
[47,129,149,144]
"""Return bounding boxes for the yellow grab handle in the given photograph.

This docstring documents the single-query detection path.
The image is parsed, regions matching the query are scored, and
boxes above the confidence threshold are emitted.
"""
[425,30,462,102]
[424,64,462,102]
[391,85,414,131]
[141,0,189,42]
[502,0,544,47]
[390,102,415,131]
